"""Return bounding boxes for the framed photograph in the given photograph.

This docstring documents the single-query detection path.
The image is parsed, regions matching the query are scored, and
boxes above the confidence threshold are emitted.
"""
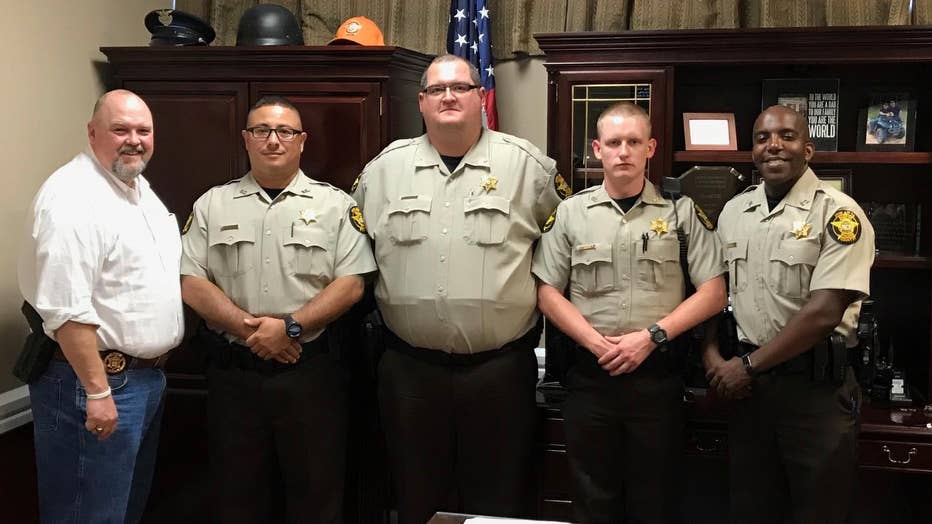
[752,168,852,196]
[762,78,839,151]
[683,113,737,151]
[856,94,917,152]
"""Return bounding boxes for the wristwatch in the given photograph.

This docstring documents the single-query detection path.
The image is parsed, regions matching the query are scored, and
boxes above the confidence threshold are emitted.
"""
[647,323,668,347]
[741,353,757,377]
[283,315,303,340]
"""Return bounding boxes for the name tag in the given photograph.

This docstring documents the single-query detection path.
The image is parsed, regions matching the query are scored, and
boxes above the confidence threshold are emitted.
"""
[576,243,597,251]
[220,224,239,231]
[725,241,736,248]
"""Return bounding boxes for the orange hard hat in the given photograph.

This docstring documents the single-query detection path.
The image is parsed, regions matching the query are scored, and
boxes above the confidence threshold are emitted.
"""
[327,16,385,46]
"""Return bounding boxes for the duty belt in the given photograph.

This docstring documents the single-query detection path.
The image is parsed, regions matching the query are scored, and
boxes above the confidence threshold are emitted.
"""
[53,347,168,375]
[738,341,858,376]
[383,321,542,367]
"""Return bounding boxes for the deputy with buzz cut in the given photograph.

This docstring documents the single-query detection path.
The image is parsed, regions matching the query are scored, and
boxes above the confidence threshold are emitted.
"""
[533,102,726,524]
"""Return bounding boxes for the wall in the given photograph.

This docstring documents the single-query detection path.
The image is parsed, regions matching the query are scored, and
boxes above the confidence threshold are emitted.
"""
[495,57,549,152]
[0,1,164,394]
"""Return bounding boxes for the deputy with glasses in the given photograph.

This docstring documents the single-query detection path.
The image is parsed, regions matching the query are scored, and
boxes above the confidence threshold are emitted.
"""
[352,54,567,523]
[180,95,375,523]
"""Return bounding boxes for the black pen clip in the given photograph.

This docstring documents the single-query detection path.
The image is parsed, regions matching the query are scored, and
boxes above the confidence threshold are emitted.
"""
[641,232,649,253]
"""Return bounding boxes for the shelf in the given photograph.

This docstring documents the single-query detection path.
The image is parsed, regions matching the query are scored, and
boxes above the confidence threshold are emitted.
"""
[874,255,931,269]
[674,151,932,165]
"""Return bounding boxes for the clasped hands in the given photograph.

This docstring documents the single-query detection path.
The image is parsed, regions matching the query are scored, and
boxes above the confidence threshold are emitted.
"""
[242,317,302,364]
[592,330,655,376]
[703,352,752,400]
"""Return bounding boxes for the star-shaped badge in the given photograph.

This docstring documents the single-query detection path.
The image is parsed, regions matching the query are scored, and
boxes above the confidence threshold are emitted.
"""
[480,174,498,192]
[791,221,811,239]
[650,218,669,236]
[298,209,317,225]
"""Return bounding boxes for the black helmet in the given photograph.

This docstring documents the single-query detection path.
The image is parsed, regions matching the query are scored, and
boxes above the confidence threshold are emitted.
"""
[145,9,216,46]
[236,4,304,46]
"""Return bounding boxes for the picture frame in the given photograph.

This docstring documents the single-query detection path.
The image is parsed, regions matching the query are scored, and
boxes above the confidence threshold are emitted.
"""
[683,113,737,151]
[762,78,840,152]
[752,168,852,196]
[856,94,917,152]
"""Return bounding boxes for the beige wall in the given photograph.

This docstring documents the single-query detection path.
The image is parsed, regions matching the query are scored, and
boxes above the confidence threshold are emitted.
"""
[495,57,549,153]
[0,1,163,393]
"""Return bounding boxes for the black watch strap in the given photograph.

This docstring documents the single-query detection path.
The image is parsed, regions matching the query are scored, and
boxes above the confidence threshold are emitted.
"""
[283,315,303,340]
[742,353,756,377]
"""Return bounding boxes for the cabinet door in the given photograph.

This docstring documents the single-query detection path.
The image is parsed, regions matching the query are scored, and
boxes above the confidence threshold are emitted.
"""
[124,81,249,217]
[551,69,671,191]
[251,82,382,193]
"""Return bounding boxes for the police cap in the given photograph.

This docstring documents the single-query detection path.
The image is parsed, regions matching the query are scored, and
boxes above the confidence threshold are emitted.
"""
[145,9,216,47]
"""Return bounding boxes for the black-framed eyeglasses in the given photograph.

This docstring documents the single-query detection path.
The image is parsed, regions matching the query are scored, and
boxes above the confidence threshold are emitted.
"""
[420,83,479,97]
[245,126,303,141]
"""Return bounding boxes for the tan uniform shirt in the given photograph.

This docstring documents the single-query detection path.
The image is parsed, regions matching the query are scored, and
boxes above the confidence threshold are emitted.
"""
[533,181,724,334]
[717,168,874,347]
[181,171,376,343]
[353,130,564,353]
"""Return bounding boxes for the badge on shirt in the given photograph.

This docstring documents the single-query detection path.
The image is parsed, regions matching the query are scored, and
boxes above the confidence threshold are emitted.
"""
[543,210,557,233]
[349,206,367,234]
[181,212,193,235]
[351,173,362,194]
[299,209,317,225]
[650,218,669,236]
[554,174,572,200]
[480,174,498,192]
[828,209,861,244]
[694,203,715,231]
[791,221,812,239]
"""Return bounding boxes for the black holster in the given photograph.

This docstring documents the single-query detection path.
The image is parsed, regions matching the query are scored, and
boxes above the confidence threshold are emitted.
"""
[13,302,59,383]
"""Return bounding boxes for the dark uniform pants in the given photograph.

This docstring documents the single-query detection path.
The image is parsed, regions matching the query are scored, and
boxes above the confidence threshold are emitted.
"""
[206,350,349,524]
[562,350,685,524]
[729,367,860,524]
[378,342,539,524]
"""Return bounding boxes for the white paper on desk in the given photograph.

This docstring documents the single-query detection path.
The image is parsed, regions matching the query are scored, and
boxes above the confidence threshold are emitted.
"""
[688,119,730,145]
[464,519,569,524]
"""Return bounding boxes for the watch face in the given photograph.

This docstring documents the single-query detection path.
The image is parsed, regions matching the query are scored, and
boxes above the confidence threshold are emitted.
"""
[287,324,301,338]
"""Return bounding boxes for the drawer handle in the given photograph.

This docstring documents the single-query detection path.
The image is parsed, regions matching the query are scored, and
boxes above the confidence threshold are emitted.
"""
[696,438,723,453]
[881,445,918,465]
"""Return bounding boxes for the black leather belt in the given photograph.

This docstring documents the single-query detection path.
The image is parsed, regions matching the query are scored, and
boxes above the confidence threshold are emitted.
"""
[738,341,858,376]
[383,321,542,367]
[53,347,167,375]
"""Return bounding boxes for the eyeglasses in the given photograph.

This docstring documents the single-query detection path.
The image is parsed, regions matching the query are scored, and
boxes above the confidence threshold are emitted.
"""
[245,127,303,141]
[421,83,479,97]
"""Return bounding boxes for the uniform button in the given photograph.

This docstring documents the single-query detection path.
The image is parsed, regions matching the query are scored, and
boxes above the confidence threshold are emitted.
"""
[621,244,627,250]
[621,274,629,280]
[442,228,448,234]
[445,201,451,207]
[621,303,627,308]
[265,229,272,236]
[438,286,445,292]
[622,218,627,224]
[265,258,270,264]
[227,235,233,241]
[440,256,446,262]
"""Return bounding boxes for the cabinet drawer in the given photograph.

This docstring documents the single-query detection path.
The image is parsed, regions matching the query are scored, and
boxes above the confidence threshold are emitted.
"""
[539,499,575,522]
[541,414,566,446]
[541,448,573,499]
[860,440,932,472]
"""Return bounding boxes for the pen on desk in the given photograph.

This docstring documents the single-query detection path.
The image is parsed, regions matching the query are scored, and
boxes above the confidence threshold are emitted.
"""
[641,233,649,253]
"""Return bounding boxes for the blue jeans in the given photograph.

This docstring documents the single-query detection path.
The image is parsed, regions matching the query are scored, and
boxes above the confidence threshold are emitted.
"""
[29,360,166,524]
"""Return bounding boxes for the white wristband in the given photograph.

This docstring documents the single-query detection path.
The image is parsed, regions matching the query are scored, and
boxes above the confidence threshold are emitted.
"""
[86,387,112,400]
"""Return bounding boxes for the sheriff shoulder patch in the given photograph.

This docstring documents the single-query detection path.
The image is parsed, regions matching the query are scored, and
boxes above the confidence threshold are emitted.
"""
[828,209,861,244]
[543,210,557,233]
[181,212,193,235]
[694,203,714,231]
[349,206,367,234]
[554,174,572,200]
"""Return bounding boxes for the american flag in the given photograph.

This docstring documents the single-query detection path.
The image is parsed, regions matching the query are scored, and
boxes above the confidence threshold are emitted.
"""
[447,0,498,130]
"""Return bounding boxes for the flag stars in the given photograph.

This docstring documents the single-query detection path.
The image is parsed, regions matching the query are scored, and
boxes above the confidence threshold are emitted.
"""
[485,65,494,77]
[455,33,468,47]
[478,33,485,42]
[479,6,490,18]
[453,9,467,21]
[470,42,478,53]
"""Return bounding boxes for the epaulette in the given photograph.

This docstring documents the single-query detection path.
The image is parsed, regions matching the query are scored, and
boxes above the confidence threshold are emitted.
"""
[364,137,418,167]
[572,185,600,198]
[499,132,555,171]
[740,184,758,194]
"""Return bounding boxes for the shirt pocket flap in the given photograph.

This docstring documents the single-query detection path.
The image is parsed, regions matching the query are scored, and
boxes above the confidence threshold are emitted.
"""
[636,239,679,263]
[771,239,820,266]
[283,229,329,251]
[723,238,748,262]
[572,243,612,267]
[387,195,432,216]
[208,226,255,247]
[464,195,510,215]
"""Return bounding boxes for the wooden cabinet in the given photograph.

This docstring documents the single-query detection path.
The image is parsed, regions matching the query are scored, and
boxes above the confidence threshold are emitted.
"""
[103,46,431,523]
[534,25,932,521]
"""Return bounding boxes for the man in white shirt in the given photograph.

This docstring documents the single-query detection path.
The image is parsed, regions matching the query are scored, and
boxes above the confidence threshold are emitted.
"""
[18,89,184,524]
